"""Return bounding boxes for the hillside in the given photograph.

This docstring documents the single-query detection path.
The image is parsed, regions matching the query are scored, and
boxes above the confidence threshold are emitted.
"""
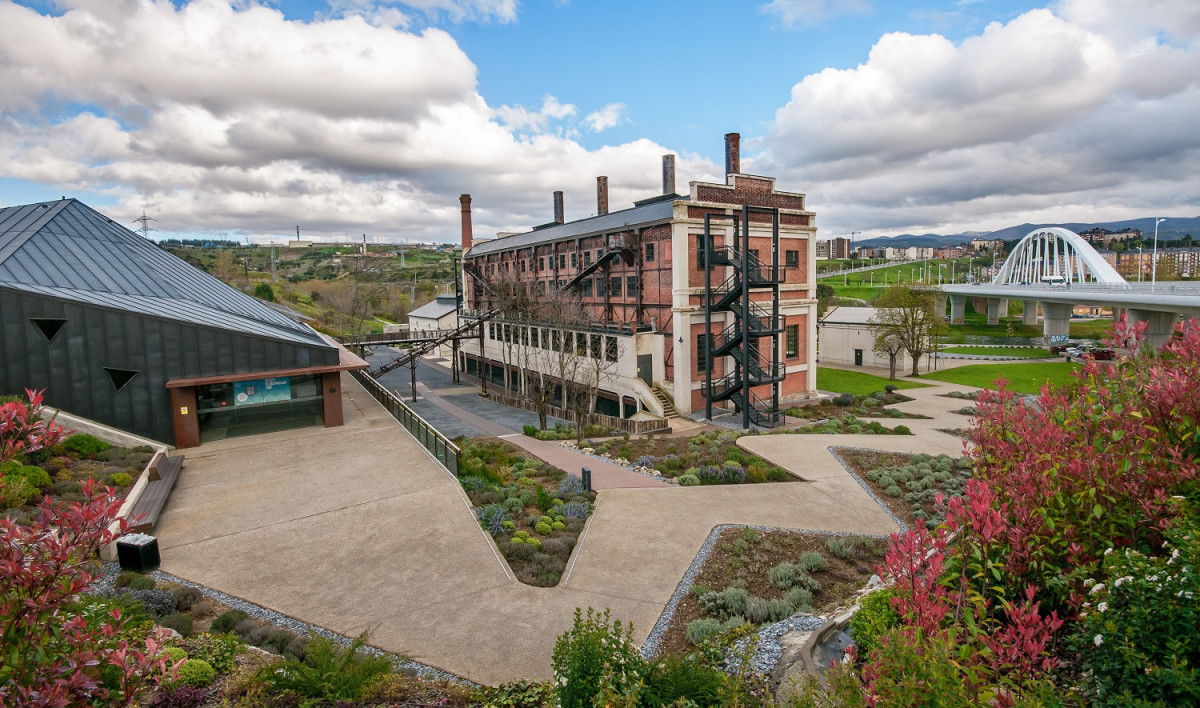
[853,216,1200,248]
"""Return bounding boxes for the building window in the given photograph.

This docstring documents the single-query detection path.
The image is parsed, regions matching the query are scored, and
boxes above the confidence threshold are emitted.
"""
[696,333,709,372]
[557,279,566,289]
[605,336,617,362]
[626,275,638,296]
[697,235,707,268]
[571,252,578,268]
[30,318,67,342]
[503,324,511,343]
[590,334,602,359]
[520,259,527,272]
[559,254,566,270]
[104,367,139,392]
[584,251,592,266]
[610,276,622,298]
[539,257,545,271]
[645,242,655,263]
[596,277,606,297]
[489,322,496,339]
[786,324,799,358]
[583,278,593,297]
[785,250,799,268]
[551,330,561,351]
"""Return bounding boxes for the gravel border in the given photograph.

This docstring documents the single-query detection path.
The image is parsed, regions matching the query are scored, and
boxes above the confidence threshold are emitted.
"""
[727,613,829,675]
[91,562,473,686]
[557,442,669,483]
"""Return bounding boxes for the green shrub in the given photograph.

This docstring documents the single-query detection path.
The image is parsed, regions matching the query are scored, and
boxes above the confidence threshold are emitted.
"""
[768,562,798,590]
[169,586,203,613]
[128,575,156,591]
[850,589,897,659]
[114,571,142,588]
[501,520,515,531]
[551,521,565,531]
[61,433,111,457]
[15,465,52,489]
[258,632,391,701]
[182,632,242,674]
[885,484,903,497]
[797,551,827,573]
[786,587,814,612]
[175,659,216,687]
[677,473,700,487]
[523,424,538,436]
[767,467,789,482]
[792,570,821,593]
[699,587,749,620]
[894,425,912,435]
[534,522,552,535]
[209,609,248,635]
[640,654,725,707]
[0,474,36,508]
[108,472,133,486]
[263,629,298,655]
[552,608,645,708]
[162,646,188,664]
[686,618,724,645]
[1076,508,1200,705]
[160,612,194,637]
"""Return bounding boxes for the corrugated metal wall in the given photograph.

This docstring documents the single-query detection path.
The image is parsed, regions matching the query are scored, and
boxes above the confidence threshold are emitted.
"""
[0,290,338,445]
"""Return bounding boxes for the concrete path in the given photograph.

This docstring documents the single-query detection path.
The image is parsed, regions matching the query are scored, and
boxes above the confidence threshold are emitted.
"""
[152,374,911,684]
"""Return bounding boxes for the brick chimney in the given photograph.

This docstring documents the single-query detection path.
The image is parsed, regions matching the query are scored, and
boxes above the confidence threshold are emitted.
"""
[662,154,676,195]
[553,190,565,224]
[459,194,472,251]
[724,132,740,179]
[596,177,609,215]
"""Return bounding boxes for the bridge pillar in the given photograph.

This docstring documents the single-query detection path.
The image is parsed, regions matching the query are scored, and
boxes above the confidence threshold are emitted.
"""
[1022,300,1039,326]
[934,293,948,319]
[949,294,966,324]
[986,298,1008,325]
[1127,309,1179,349]
[1041,302,1072,344]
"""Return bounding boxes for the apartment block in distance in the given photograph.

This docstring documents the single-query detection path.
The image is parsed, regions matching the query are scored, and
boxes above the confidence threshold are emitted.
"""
[459,133,819,427]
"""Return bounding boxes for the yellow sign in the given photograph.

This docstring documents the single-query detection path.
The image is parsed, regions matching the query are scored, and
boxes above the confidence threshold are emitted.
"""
[180,407,189,415]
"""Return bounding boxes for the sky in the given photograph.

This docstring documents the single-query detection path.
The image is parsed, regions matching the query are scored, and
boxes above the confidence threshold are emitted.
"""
[0,0,1197,243]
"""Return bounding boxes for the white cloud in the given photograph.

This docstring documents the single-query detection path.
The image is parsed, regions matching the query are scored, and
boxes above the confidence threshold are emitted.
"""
[325,0,518,24]
[584,103,626,132]
[754,4,1200,236]
[0,2,706,241]
[759,0,871,29]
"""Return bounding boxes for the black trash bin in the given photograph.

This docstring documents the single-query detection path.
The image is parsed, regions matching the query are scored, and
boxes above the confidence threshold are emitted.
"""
[117,533,161,572]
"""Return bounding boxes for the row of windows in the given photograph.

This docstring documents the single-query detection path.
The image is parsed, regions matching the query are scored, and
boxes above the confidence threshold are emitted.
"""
[694,324,801,373]
[491,242,659,276]
[695,245,802,269]
[487,322,619,363]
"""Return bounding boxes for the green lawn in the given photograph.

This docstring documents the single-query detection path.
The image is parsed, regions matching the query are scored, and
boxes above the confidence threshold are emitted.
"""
[920,361,1081,395]
[817,367,932,396]
[939,346,1052,358]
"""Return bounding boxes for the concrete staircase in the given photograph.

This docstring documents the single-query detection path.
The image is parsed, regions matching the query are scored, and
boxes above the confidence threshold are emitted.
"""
[651,384,681,419]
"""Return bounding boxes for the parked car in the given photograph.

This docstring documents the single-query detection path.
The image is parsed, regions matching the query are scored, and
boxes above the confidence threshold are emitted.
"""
[1050,341,1082,355]
[1090,348,1116,361]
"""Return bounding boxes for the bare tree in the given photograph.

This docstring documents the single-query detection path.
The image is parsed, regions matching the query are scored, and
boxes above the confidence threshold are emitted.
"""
[872,285,947,377]
[870,326,907,380]
[489,270,538,395]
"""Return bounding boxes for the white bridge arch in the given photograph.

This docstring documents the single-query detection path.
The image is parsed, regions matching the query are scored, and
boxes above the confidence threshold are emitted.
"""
[993,227,1125,285]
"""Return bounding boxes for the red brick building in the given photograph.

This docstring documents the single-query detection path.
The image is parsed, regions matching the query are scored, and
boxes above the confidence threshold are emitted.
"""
[459,134,818,426]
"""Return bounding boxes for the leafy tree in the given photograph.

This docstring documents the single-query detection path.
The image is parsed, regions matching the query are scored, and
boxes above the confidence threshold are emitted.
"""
[871,328,906,380]
[1,389,68,462]
[869,286,947,377]
[253,282,275,301]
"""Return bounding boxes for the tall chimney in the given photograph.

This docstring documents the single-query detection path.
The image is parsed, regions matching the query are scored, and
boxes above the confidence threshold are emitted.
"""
[596,177,609,215]
[553,190,565,224]
[459,194,472,251]
[724,132,741,178]
[662,154,676,195]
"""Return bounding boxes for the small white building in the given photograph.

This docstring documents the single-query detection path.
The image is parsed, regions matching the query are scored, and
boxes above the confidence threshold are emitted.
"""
[817,306,930,371]
[407,294,460,357]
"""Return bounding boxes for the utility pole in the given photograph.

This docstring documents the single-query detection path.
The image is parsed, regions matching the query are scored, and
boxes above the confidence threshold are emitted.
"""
[270,247,277,282]
[132,211,156,240]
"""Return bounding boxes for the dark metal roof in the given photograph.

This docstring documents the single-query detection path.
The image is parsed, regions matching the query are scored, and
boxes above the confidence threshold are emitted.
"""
[466,198,678,257]
[0,199,330,348]
[408,294,459,320]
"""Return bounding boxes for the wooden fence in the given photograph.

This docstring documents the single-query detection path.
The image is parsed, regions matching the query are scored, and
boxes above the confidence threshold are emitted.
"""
[485,391,671,435]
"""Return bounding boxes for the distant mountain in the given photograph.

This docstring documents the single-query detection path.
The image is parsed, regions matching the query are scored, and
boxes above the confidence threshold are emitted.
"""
[852,217,1200,248]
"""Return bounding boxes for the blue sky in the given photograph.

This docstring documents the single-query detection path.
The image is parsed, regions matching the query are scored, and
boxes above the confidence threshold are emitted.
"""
[0,0,1196,242]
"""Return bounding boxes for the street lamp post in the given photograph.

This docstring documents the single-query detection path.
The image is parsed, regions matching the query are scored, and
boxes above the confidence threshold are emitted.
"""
[1138,246,1144,283]
[1152,218,1166,289]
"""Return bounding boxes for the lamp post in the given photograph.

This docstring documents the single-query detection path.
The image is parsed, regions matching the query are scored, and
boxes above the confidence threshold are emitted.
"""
[1152,218,1166,289]
[1138,246,1144,283]
[937,263,946,285]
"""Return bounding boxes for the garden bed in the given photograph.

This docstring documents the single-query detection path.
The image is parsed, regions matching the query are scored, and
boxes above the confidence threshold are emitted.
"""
[835,448,974,530]
[785,416,914,435]
[457,438,596,587]
[577,429,793,485]
[784,390,921,420]
[655,527,886,657]
[1,433,151,523]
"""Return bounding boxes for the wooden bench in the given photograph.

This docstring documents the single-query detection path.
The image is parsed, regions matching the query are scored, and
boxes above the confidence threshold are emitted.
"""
[129,454,184,533]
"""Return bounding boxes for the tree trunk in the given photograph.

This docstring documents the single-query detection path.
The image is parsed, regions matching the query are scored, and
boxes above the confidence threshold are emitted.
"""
[910,353,921,377]
[538,410,547,430]
[888,354,897,380]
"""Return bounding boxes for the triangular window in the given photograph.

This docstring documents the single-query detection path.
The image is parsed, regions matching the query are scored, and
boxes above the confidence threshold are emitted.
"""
[104,368,139,391]
[31,318,66,342]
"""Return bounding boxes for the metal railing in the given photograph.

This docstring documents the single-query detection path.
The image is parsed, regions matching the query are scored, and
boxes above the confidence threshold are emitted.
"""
[350,369,460,476]
[337,329,454,346]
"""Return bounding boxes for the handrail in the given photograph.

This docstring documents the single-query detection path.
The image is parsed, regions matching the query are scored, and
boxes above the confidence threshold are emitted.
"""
[350,369,460,476]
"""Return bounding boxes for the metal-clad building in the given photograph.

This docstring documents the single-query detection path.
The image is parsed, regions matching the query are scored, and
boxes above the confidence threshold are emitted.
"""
[0,199,366,447]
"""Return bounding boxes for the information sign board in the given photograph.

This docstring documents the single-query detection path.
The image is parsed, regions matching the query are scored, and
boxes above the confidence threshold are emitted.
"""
[233,377,291,406]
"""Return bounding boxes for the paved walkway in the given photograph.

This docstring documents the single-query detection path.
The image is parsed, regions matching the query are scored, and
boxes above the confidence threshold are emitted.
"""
[154,365,991,685]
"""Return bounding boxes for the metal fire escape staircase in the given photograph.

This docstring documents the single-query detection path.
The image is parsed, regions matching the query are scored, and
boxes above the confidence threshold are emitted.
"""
[560,233,637,294]
[702,207,785,429]
[369,308,500,377]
